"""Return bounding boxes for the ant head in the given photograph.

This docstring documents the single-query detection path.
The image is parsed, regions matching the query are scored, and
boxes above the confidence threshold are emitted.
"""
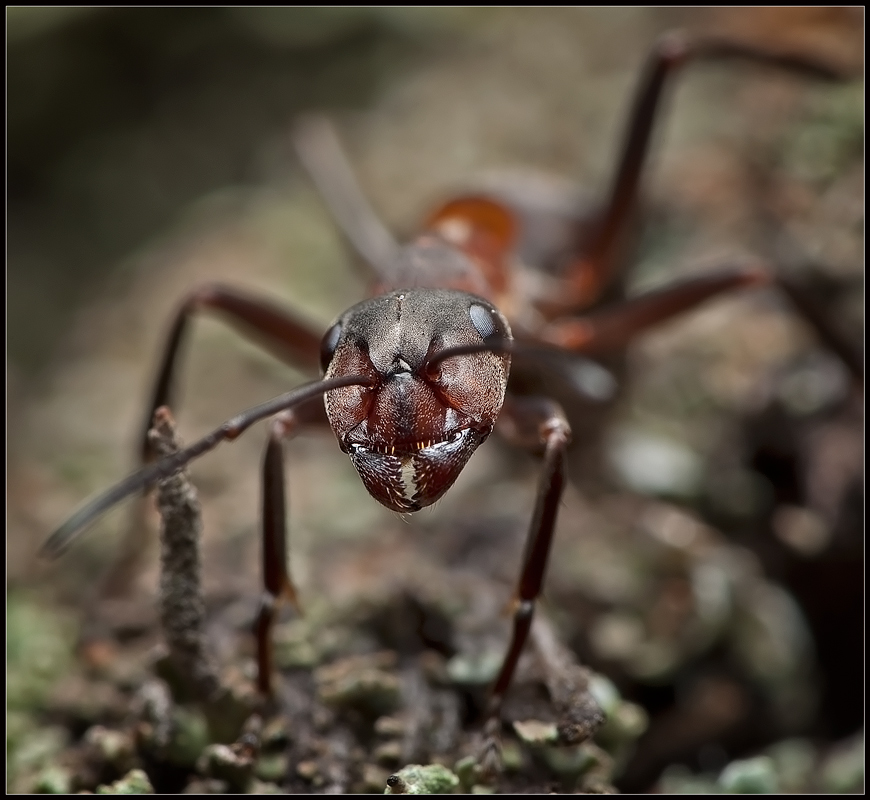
[320,289,511,512]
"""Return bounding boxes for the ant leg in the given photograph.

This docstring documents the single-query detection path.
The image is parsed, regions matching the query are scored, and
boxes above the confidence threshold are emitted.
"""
[540,264,863,384]
[562,31,852,311]
[142,283,323,462]
[255,409,304,696]
[488,395,571,717]
[94,285,324,605]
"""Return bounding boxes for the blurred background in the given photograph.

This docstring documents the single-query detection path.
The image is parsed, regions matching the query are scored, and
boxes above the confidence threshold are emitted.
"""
[7,7,863,794]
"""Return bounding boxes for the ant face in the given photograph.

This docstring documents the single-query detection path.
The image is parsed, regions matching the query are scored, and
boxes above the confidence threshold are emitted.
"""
[321,288,512,512]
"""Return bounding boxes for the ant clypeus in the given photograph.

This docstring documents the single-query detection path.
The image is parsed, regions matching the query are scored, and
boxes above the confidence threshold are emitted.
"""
[42,31,860,727]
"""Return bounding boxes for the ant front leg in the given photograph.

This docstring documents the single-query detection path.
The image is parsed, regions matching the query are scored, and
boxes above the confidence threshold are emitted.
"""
[142,283,324,462]
[488,395,571,718]
[93,283,325,602]
[256,408,308,696]
[92,284,326,611]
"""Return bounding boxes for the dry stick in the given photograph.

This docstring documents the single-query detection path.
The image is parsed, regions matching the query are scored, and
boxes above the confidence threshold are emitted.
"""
[530,611,605,744]
[147,406,221,702]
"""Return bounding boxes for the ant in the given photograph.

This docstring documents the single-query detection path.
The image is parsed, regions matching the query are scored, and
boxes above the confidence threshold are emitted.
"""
[41,30,860,726]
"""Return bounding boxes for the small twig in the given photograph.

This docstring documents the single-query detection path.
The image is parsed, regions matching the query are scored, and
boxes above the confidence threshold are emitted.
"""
[148,406,221,702]
[531,611,605,744]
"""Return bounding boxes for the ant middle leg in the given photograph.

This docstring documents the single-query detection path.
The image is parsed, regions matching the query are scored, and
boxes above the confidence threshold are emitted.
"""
[488,395,571,718]
[539,262,863,385]
[255,408,309,696]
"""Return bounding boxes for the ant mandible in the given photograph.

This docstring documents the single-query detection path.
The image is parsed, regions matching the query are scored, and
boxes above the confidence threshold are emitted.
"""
[41,32,860,720]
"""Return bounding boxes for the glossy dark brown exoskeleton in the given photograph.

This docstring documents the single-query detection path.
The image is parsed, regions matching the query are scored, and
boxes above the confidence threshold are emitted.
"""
[321,285,512,513]
[41,32,860,717]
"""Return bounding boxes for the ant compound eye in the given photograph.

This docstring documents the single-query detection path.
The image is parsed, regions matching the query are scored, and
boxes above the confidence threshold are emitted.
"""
[320,322,342,373]
[470,302,508,345]
[469,303,495,340]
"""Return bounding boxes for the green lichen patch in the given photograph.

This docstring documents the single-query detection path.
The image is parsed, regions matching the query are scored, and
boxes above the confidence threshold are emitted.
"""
[717,756,779,794]
[7,593,78,714]
[314,651,402,717]
[96,768,155,794]
[385,763,460,794]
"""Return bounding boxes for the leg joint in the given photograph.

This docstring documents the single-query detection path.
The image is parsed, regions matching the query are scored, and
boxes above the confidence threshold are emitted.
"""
[541,411,571,449]
[515,599,535,620]
[184,282,230,312]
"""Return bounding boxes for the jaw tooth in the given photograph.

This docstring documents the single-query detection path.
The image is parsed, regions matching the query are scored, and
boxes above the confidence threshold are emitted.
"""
[399,456,417,503]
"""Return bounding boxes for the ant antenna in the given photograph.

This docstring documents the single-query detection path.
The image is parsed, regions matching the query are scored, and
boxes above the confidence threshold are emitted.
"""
[293,114,400,283]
